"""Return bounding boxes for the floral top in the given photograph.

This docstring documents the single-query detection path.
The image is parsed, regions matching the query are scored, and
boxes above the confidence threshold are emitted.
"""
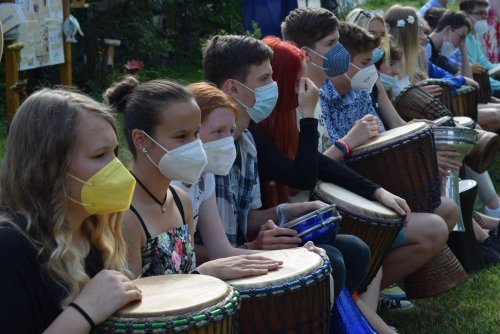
[319,80,385,144]
[129,186,196,276]
[486,7,500,63]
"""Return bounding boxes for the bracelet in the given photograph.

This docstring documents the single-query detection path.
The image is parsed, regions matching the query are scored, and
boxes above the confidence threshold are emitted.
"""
[276,203,288,226]
[69,302,96,330]
[337,138,351,156]
[333,140,347,156]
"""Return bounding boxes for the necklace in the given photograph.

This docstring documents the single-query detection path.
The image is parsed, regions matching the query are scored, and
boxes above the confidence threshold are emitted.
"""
[131,172,168,213]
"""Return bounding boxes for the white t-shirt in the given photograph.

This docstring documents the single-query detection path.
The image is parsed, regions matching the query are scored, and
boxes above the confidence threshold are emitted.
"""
[171,173,215,230]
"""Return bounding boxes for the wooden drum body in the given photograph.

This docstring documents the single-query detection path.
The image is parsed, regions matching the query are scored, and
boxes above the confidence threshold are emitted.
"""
[455,117,500,173]
[473,71,491,104]
[393,85,454,125]
[97,275,240,334]
[227,248,332,334]
[311,182,403,293]
[345,123,441,213]
[452,86,478,121]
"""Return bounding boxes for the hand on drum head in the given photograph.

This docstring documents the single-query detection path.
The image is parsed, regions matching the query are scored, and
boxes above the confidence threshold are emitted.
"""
[302,241,327,257]
[196,254,283,280]
[297,77,319,118]
[416,82,443,98]
[471,64,486,75]
[372,188,411,226]
[283,200,328,221]
[435,146,462,176]
[246,220,301,250]
[344,114,381,149]
[72,270,143,325]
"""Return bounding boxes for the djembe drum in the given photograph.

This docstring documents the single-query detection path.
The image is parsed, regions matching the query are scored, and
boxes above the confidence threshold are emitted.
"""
[451,86,478,121]
[425,79,453,110]
[393,85,454,125]
[433,126,478,231]
[447,179,487,273]
[473,71,492,104]
[345,122,441,213]
[281,204,340,246]
[454,117,500,173]
[311,182,404,293]
[97,275,240,333]
[226,248,332,334]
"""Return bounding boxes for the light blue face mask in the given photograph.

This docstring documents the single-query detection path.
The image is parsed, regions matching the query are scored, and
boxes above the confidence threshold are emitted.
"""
[307,43,351,77]
[371,47,385,64]
[235,81,279,123]
[379,72,397,90]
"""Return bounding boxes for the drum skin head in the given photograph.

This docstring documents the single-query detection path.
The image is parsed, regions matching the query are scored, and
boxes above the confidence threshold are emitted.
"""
[352,122,428,154]
[317,182,399,220]
[459,179,477,193]
[116,274,230,317]
[227,248,322,289]
[453,116,474,128]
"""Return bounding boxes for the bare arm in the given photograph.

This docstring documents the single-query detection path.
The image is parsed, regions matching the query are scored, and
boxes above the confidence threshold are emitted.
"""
[459,43,473,78]
[247,207,279,235]
[121,210,145,278]
[197,192,257,259]
[375,80,407,129]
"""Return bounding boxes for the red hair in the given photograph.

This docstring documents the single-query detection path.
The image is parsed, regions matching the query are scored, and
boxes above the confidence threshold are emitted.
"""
[260,36,305,207]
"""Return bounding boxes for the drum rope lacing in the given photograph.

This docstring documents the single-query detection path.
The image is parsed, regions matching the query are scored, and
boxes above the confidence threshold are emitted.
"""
[345,128,442,212]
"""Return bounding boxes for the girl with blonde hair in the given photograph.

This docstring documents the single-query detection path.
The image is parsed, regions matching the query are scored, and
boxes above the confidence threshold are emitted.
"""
[0,89,143,332]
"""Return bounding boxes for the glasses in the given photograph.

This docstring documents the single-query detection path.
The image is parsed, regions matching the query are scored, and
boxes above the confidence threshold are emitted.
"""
[470,11,488,19]
[453,30,467,42]
[354,9,385,22]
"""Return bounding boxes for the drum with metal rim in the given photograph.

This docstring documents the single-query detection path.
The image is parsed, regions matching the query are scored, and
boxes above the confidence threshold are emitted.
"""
[226,248,332,334]
[311,182,403,293]
[281,204,340,246]
[97,275,240,333]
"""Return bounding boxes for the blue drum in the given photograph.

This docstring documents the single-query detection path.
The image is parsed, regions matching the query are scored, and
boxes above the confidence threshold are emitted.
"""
[282,204,340,246]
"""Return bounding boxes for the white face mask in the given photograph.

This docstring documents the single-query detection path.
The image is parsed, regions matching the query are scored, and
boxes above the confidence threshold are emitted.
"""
[474,19,488,36]
[440,31,458,57]
[202,136,237,176]
[345,63,378,91]
[142,131,208,184]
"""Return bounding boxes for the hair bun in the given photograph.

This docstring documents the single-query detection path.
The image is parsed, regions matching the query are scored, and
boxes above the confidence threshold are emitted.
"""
[104,75,140,113]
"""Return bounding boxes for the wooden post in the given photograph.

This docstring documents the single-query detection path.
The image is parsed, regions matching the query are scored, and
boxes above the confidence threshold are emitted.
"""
[4,44,19,125]
[60,0,72,86]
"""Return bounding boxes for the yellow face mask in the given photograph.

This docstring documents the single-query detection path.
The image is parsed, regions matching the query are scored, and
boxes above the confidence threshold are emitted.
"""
[67,158,136,215]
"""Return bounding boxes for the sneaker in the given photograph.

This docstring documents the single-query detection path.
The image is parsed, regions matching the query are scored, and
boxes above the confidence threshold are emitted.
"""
[378,298,414,312]
[380,284,406,301]
[484,205,500,219]
[477,240,500,267]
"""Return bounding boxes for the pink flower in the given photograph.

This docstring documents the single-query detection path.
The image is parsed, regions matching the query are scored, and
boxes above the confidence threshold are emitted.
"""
[172,251,181,271]
[124,59,144,71]
[174,239,184,257]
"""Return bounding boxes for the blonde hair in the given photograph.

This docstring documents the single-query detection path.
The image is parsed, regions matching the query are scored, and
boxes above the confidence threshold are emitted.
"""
[384,5,420,79]
[346,8,390,65]
[0,89,130,307]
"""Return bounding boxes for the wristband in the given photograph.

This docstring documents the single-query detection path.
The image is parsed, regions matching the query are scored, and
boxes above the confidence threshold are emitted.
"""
[276,203,288,226]
[337,138,351,156]
[69,302,96,330]
[333,140,347,156]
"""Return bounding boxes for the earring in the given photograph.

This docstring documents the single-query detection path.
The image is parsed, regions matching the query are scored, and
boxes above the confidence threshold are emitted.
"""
[141,147,148,154]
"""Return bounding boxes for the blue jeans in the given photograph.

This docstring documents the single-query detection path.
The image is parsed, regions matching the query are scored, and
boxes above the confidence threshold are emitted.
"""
[318,234,371,299]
